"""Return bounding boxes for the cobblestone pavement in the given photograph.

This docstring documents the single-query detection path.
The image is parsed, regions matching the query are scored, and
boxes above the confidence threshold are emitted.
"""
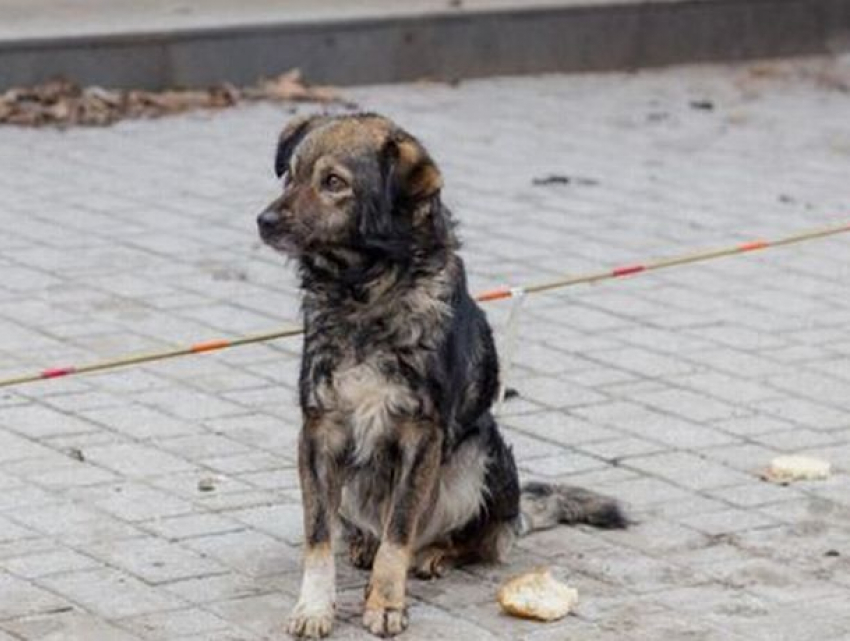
[2,56,850,640]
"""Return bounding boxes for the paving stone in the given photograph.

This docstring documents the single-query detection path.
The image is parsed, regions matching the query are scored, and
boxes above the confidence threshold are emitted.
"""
[118,607,232,640]
[193,488,283,512]
[635,388,742,423]
[204,592,294,638]
[0,572,72,619]
[503,411,620,446]
[39,568,186,619]
[706,482,801,509]
[200,451,285,475]
[0,406,99,440]
[711,413,799,438]
[183,530,299,578]
[79,405,203,440]
[226,503,303,544]
[677,508,777,536]
[142,512,246,541]
[162,573,273,605]
[82,442,194,477]
[133,389,248,422]
[751,397,850,431]
[587,347,698,379]
[625,452,753,490]
[577,436,668,461]
[641,495,732,520]
[25,462,119,489]
[8,503,143,542]
[750,427,844,451]
[0,514,37,544]
[85,536,226,584]
[2,610,143,641]
[0,548,101,579]
[699,442,782,474]
[509,375,608,409]
[79,481,195,522]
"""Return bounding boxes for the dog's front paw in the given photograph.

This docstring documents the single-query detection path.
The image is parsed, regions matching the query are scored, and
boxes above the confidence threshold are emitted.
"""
[287,601,334,639]
[362,606,408,637]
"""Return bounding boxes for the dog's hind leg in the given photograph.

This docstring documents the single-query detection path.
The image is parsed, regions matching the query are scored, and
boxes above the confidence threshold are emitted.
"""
[344,521,379,570]
[287,414,347,639]
[413,514,519,580]
[412,541,457,579]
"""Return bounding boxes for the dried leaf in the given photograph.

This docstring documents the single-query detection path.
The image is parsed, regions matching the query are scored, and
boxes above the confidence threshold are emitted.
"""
[0,69,352,128]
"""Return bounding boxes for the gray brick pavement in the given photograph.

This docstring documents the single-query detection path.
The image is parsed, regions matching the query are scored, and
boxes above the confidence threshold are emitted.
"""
[1,56,850,639]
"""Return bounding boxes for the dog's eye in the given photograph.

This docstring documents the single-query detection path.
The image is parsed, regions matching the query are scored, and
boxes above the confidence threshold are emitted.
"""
[323,173,348,192]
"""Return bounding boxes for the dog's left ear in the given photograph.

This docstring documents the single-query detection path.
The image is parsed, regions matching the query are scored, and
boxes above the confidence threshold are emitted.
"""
[383,132,443,204]
[275,114,327,178]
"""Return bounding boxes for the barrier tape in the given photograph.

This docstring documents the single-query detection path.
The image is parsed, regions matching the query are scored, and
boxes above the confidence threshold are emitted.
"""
[1,220,849,390]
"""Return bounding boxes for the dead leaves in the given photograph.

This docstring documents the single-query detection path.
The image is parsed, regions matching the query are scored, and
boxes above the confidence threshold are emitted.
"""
[0,69,352,128]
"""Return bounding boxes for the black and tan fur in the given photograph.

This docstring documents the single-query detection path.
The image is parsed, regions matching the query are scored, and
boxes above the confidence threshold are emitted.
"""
[257,113,626,639]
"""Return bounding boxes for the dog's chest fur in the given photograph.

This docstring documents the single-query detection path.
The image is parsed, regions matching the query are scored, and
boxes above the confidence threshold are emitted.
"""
[300,260,456,462]
[325,357,418,462]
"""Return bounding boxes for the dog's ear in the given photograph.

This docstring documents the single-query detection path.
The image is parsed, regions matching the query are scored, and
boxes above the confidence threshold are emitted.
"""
[274,115,325,178]
[383,132,443,205]
[364,131,450,255]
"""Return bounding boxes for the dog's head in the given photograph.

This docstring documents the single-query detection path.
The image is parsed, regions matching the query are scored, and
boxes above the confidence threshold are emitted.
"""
[257,113,447,260]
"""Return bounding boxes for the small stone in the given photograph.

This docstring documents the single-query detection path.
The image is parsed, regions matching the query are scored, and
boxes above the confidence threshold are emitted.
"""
[197,477,217,492]
[531,175,598,187]
[690,99,715,111]
[825,549,840,557]
[532,174,570,186]
[66,448,85,462]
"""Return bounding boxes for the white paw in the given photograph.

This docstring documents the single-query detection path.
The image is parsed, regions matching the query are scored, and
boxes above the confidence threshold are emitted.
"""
[287,601,335,639]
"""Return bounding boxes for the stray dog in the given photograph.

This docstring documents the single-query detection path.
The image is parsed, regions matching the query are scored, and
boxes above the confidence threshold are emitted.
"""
[257,113,626,638]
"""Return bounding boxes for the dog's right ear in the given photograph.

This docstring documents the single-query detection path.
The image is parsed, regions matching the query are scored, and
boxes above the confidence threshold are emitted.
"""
[274,115,324,178]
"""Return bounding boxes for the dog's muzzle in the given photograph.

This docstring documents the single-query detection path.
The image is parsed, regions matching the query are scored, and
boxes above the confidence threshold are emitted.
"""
[257,209,281,239]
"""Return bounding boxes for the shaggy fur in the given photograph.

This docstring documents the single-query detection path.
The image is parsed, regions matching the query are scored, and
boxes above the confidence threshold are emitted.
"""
[257,113,626,639]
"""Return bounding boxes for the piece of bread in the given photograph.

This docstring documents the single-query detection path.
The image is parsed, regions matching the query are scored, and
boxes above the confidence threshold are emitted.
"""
[761,455,830,483]
[497,568,578,621]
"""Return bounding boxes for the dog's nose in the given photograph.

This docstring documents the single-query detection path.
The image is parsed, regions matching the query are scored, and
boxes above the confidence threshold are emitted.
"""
[257,209,281,234]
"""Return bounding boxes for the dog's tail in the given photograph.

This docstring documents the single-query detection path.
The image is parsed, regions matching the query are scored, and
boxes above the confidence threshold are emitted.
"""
[517,481,628,536]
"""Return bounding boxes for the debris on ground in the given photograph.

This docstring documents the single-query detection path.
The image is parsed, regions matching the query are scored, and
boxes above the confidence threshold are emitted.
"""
[503,387,520,400]
[761,455,831,484]
[734,57,850,98]
[689,99,715,111]
[825,549,841,557]
[532,174,599,187]
[211,267,248,282]
[65,447,85,462]
[197,476,218,492]
[0,69,355,128]
[497,568,579,621]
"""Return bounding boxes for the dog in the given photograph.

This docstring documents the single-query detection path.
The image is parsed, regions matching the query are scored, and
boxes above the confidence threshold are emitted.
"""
[257,113,626,638]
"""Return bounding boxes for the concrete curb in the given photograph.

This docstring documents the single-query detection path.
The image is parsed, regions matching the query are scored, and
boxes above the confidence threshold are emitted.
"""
[1,0,849,90]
